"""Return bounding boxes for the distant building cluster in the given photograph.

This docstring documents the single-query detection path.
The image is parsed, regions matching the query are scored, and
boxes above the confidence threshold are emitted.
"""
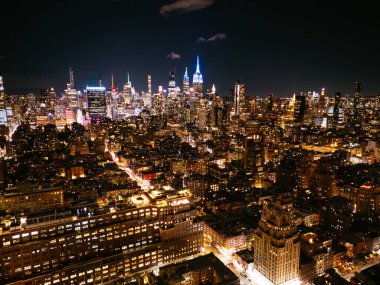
[0,58,380,285]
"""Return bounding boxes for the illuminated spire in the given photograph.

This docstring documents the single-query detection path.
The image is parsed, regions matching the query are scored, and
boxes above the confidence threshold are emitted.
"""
[212,84,216,94]
[193,56,203,86]
[127,72,131,85]
[196,55,200,73]
[184,67,189,81]
[111,73,115,90]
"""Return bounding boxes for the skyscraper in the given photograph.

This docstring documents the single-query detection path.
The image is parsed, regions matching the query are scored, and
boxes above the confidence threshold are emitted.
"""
[192,56,203,94]
[147,74,152,95]
[65,68,82,109]
[244,135,263,172]
[69,67,75,89]
[168,71,176,96]
[294,93,306,122]
[86,86,107,120]
[333,92,343,125]
[353,81,362,127]
[183,68,190,94]
[232,81,245,117]
[0,76,6,125]
[254,195,300,285]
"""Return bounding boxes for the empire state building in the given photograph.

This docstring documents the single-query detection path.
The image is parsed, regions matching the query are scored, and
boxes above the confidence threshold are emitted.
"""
[192,56,203,94]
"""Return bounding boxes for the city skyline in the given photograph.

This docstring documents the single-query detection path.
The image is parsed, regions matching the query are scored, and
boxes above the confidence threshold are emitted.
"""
[1,0,380,96]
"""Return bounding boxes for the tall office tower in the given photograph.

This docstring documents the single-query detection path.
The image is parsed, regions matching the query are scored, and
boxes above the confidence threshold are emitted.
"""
[254,195,300,285]
[265,93,273,111]
[355,183,375,219]
[232,81,245,117]
[206,84,217,101]
[244,134,263,172]
[353,81,362,127]
[0,76,6,125]
[168,71,176,97]
[294,93,306,122]
[65,68,82,109]
[147,74,152,95]
[86,86,107,120]
[333,92,342,125]
[192,56,203,94]
[69,67,75,89]
[318,88,326,111]
[123,73,133,104]
[183,68,190,94]
[198,100,207,130]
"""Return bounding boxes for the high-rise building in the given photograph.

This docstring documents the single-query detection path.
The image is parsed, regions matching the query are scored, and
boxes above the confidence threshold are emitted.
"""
[294,94,306,122]
[253,195,300,285]
[69,67,74,89]
[65,68,82,109]
[0,76,7,125]
[333,92,342,125]
[353,81,362,127]
[86,86,107,120]
[317,88,326,114]
[168,71,176,97]
[147,74,152,95]
[244,135,263,172]
[265,93,273,112]
[355,183,375,219]
[232,81,245,117]
[198,100,207,130]
[192,56,203,94]
[183,67,190,94]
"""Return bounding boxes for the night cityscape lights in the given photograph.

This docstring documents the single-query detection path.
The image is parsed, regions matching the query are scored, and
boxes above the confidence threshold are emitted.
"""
[1,1,380,285]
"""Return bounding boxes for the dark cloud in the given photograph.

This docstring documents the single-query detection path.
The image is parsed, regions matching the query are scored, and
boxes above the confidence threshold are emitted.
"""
[167,52,181,60]
[197,33,228,43]
[160,0,214,15]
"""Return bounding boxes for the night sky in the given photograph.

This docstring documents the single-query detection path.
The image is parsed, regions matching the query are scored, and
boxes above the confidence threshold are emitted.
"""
[1,0,380,97]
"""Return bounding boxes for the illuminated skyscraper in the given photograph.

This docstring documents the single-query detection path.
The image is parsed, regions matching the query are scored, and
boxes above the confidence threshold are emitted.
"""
[69,67,74,89]
[294,93,306,122]
[168,71,176,97]
[333,92,344,125]
[265,93,273,112]
[192,56,203,94]
[244,134,263,172]
[65,68,82,109]
[254,195,300,285]
[0,76,6,125]
[232,81,245,117]
[86,86,107,120]
[147,74,152,95]
[183,68,190,94]
[353,81,362,127]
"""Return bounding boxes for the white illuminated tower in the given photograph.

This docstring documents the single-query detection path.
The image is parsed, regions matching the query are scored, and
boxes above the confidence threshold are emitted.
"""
[192,56,203,94]
[147,75,152,95]
[0,76,7,125]
[183,68,190,94]
[233,81,245,117]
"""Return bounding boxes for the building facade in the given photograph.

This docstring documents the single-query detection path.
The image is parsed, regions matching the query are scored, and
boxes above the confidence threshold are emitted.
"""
[253,195,300,285]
